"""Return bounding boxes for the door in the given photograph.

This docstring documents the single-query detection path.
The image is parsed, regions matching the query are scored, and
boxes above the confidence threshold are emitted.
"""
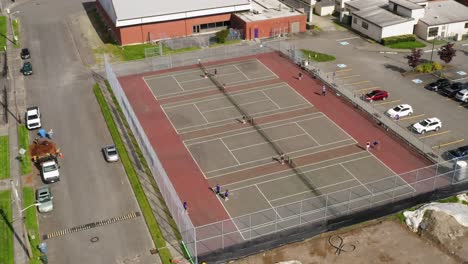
[193,25,200,34]
[254,28,259,39]
[291,22,300,33]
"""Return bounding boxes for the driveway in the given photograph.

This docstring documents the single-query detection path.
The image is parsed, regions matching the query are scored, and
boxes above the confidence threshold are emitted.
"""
[11,0,156,263]
[289,30,468,159]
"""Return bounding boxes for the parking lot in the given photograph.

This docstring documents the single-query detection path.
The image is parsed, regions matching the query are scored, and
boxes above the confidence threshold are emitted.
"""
[317,59,467,159]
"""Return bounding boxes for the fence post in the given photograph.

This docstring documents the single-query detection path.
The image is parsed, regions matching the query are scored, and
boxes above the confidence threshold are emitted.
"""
[249,214,252,240]
[221,220,224,249]
[324,195,329,220]
[391,175,398,203]
[299,200,303,225]
[346,189,351,215]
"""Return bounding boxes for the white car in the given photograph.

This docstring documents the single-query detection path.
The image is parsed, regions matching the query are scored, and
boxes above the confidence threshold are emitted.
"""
[386,104,413,119]
[455,89,468,102]
[412,118,442,134]
[26,107,41,130]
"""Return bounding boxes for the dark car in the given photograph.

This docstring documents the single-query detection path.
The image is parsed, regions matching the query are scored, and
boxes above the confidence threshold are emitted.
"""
[20,62,33,76]
[447,145,468,160]
[20,48,30,59]
[364,90,389,101]
[439,82,468,97]
[425,79,450,91]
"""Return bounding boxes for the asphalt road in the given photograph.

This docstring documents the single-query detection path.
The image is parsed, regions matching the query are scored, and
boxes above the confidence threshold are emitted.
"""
[11,0,155,263]
[291,31,468,156]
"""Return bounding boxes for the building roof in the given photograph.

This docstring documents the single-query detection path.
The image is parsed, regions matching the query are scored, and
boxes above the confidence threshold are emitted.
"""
[319,0,336,7]
[419,0,468,25]
[345,0,388,11]
[101,0,251,27]
[390,0,424,9]
[236,0,304,22]
[354,6,414,27]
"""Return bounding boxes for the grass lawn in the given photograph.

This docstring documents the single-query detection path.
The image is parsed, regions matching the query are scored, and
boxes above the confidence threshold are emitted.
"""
[0,190,14,264]
[300,49,336,62]
[23,187,41,264]
[0,136,9,179]
[387,41,426,49]
[95,43,201,61]
[0,16,7,49]
[12,19,20,48]
[93,84,173,264]
[18,125,32,175]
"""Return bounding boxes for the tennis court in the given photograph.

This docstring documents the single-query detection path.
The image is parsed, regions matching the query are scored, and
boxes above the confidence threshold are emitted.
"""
[141,58,415,242]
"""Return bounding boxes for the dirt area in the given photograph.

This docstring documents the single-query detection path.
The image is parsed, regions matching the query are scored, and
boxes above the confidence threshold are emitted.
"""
[232,219,461,264]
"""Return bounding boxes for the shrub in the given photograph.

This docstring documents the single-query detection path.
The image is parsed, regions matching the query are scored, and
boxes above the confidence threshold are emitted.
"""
[415,62,443,73]
[215,29,230,43]
[382,34,416,46]
[433,62,443,71]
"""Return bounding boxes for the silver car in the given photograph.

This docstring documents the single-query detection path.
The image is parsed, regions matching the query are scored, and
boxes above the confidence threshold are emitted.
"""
[102,145,119,162]
[36,186,53,213]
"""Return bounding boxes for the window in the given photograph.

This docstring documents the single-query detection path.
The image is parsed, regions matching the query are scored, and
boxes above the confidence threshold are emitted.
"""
[200,24,208,30]
[362,21,368,29]
[465,22,468,28]
[224,21,230,27]
[428,27,438,37]
[216,22,224,27]
[208,23,216,28]
[353,17,357,24]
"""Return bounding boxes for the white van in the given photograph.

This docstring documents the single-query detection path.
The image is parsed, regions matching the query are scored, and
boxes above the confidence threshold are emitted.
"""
[455,89,468,102]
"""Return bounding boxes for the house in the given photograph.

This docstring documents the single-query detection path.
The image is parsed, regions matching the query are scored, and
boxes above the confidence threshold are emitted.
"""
[280,0,317,22]
[414,0,468,40]
[341,0,468,42]
[96,0,306,45]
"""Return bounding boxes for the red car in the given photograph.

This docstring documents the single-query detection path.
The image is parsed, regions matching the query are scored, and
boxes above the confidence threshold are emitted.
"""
[365,90,389,101]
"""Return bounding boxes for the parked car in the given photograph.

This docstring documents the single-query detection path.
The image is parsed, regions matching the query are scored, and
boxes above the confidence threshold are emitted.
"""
[364,90,389,101]
[455,89,468,102]
[439,82,468,97]
[425,79,450,91]
[25,106,41,130]
[20,48,31,59]
[36,186,53,213]
[386,104,413,119]
[102,145,119,162]
[447,145,468,160]
[412,117,442,134]
[20,61,33,76]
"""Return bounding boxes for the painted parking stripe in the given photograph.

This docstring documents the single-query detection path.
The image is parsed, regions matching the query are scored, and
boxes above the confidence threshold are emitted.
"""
[43,212,140,240]
[336,36,360,41]
[418,130,450,139]
[432,139,465,148]
[328,69,352,74]
[335,74,360,80]
[343,80,371,86]
[399,114,425,121]
[354,86,379,92]
[374,99,401,106]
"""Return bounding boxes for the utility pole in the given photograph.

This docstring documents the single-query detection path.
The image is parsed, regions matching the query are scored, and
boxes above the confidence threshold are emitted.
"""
[11,179,33,259]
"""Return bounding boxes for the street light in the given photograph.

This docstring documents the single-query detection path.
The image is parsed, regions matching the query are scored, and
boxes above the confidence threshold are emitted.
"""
[430,36,440,63]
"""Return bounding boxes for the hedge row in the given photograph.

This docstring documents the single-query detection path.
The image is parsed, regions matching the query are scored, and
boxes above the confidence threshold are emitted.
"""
[382,34,416,45]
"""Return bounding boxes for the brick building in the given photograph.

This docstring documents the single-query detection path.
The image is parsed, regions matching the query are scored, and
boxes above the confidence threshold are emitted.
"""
[96,0,306,45]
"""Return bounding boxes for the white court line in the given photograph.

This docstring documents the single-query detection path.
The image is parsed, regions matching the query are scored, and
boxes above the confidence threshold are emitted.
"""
[255,184,282,219]
[214,194,247,240]
[256,59,280,79]
[172,75,185,91]
[201,99,271,114]
[175,103,311,133]
[234,65,250,80]
[184,112,323,145]
[336,36,360,41]
[340,163,372,193]
[143,59,259,81]
[207,139,357,176]
[182,141,209,179]
[366,150,416,192]
[269,178,357,203]
[177,71,241,84]
[228,152,370,191]
[220,138,241,165]
[194,104,209,123]
[320,114,358,144]
[295,122,320,146]
[261,90,281,109]
[229,133,307,152]
[162,83,286,109]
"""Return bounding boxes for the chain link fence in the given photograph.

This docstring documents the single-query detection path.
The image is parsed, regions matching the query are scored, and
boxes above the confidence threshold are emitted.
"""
[104,41,468,262]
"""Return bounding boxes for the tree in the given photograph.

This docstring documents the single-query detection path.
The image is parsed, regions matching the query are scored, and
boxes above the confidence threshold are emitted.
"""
[405,48,423,69]
[438,42,456,64]
[215,29,230,44]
